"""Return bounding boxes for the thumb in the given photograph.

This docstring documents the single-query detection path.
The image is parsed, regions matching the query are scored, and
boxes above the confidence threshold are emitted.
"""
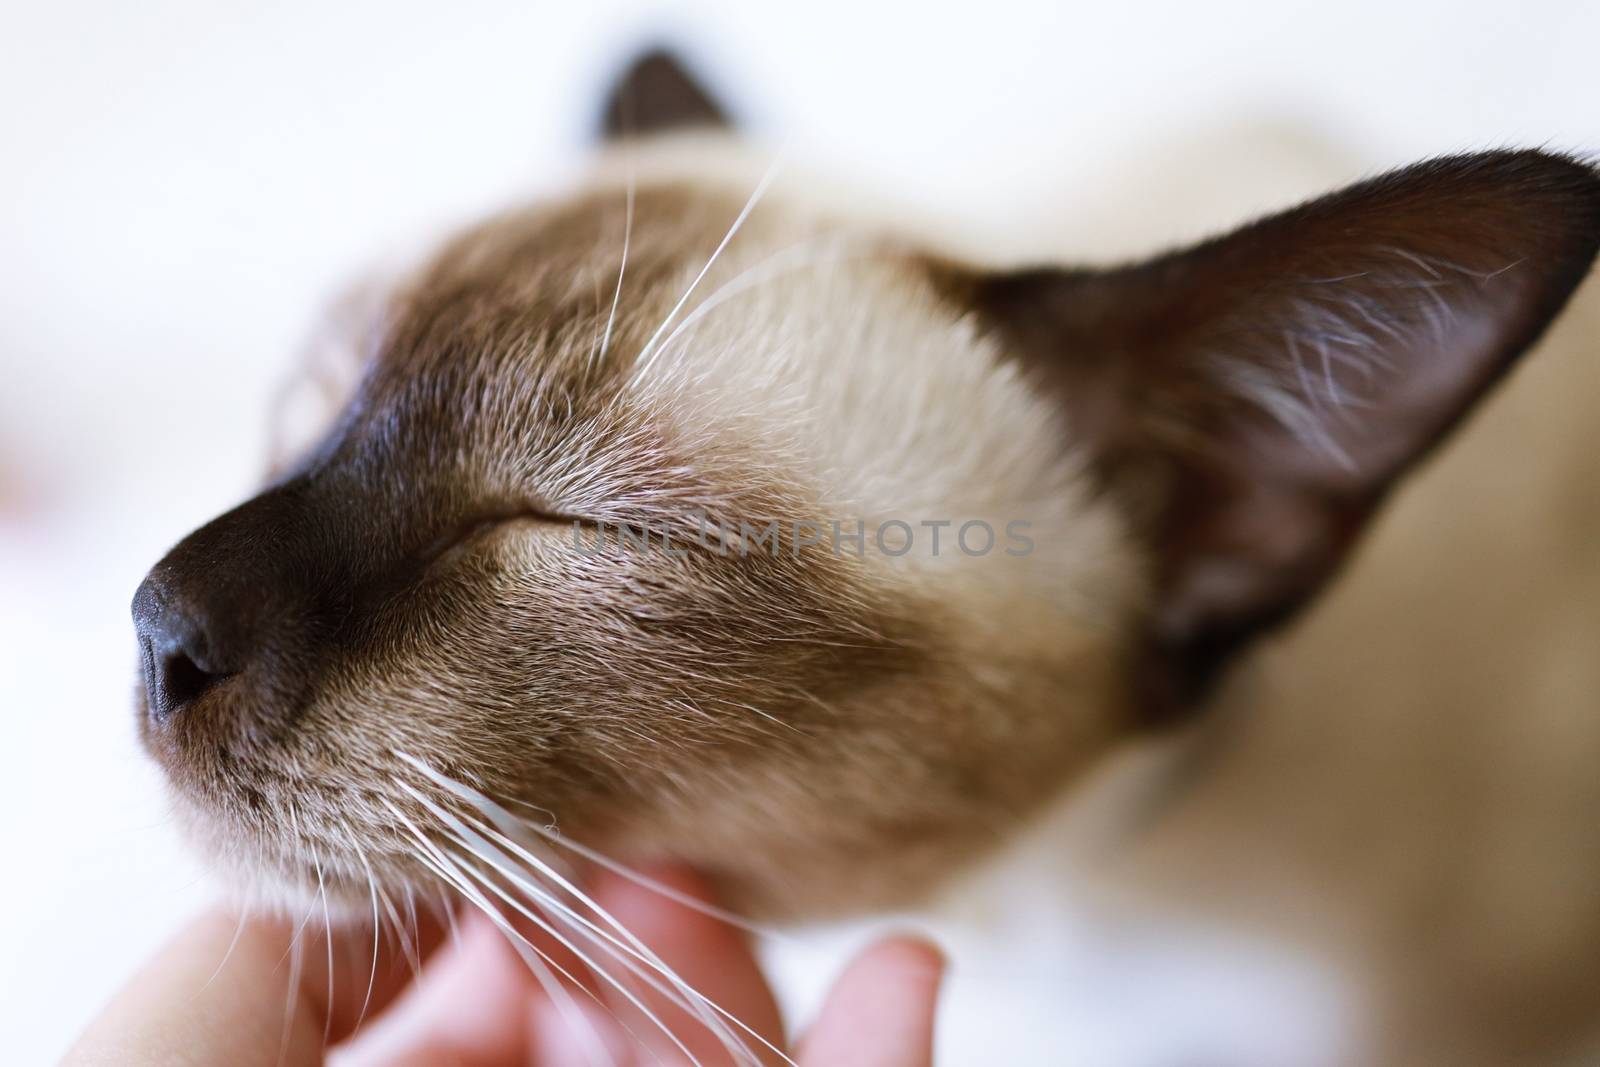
[64,904,443,1067]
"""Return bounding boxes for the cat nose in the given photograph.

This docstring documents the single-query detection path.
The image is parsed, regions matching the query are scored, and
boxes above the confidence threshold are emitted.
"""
[131,574,236,721]
[129,476,368,730]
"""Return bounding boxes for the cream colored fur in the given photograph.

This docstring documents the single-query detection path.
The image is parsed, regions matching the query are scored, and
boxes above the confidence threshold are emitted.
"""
[762,141,1600,1067]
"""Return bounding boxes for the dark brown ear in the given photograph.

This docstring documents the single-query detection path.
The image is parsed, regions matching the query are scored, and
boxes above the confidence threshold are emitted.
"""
[599,47,732,141]
[947,150,1600,720]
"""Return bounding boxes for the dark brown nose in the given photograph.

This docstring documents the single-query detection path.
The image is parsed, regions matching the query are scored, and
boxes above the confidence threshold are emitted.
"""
[129,473,403,728]
[129,479,320,725]
[131,574,238,721]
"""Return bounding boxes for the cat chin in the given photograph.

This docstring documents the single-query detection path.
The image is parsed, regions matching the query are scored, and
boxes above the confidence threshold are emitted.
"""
[166,798,422,922]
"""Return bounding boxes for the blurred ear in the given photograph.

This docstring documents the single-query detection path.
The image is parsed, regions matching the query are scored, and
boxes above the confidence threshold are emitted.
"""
[599,47,733,141]
[944,150,1600,719]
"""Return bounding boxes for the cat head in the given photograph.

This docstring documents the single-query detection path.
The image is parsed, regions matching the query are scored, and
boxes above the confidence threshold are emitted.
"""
[132,50,1600,917]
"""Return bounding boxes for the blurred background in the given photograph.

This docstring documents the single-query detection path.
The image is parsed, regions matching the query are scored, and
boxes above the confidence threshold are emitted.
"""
[2,0,1597,1060]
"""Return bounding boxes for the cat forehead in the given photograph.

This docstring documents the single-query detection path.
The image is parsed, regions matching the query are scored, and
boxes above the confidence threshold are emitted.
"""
[361,180,862,403]
[354,176,969,448]
[317,180,924,514]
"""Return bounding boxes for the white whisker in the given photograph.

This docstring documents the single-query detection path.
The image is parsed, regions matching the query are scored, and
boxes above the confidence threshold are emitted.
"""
[278,909,307,1067]
[313,849,334,1047]
[644,234,861,376]
[200,905,251,991]
[595,159,636,369]
[388,786,723,1061]
[402,754,779,940]
[435,811,759,1060]
[444,844,714,1067]
[389,761,787,1065]
[372,878,420,983]
[460,825,790,1067]
[349,839,382,1028]
[438,848,626,1067]
[402,889,419,965]
[381,800,621,1067]
[382,785,751,1067]
[630,145,788,385]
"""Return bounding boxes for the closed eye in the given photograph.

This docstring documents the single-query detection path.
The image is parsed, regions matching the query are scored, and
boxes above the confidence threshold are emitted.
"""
[415,509,579,570]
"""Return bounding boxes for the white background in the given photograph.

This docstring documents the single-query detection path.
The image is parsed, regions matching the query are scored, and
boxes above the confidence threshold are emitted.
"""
[2,0,1597,1060]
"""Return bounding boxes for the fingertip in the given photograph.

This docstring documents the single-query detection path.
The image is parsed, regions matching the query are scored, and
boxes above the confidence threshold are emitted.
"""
[834,932,948,1012]
[858,934,947,983]
[799,933,947,1067]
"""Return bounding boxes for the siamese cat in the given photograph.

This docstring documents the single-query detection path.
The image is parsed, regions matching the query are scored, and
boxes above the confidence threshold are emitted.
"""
[130,51,1600,1065]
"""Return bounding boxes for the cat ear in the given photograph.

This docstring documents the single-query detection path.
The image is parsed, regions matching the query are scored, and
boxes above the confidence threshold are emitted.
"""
[598,47,733,141]
[946,150,1600,718]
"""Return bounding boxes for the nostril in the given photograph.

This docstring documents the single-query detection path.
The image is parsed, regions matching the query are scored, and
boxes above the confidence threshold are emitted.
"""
[137,631,231,723]
[160,648,223,710]
[133,576,236,723]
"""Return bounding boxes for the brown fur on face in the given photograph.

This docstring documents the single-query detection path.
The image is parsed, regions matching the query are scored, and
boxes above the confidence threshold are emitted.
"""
[135,172,1140,918]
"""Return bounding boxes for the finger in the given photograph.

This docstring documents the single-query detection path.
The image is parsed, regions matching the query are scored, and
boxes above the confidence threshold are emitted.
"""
[584,865,788,1066]
[63,904,444,1067]
[487,903,642,1067]
[333,909,582,1067]
[798,937,945,1067]
[304,903,453,1043]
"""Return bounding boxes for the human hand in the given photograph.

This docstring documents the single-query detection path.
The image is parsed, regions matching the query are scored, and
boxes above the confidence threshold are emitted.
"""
[64,866,943,1066]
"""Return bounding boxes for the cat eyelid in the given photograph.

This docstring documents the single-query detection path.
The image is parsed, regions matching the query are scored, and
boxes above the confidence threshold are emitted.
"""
[415,508,578,567]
